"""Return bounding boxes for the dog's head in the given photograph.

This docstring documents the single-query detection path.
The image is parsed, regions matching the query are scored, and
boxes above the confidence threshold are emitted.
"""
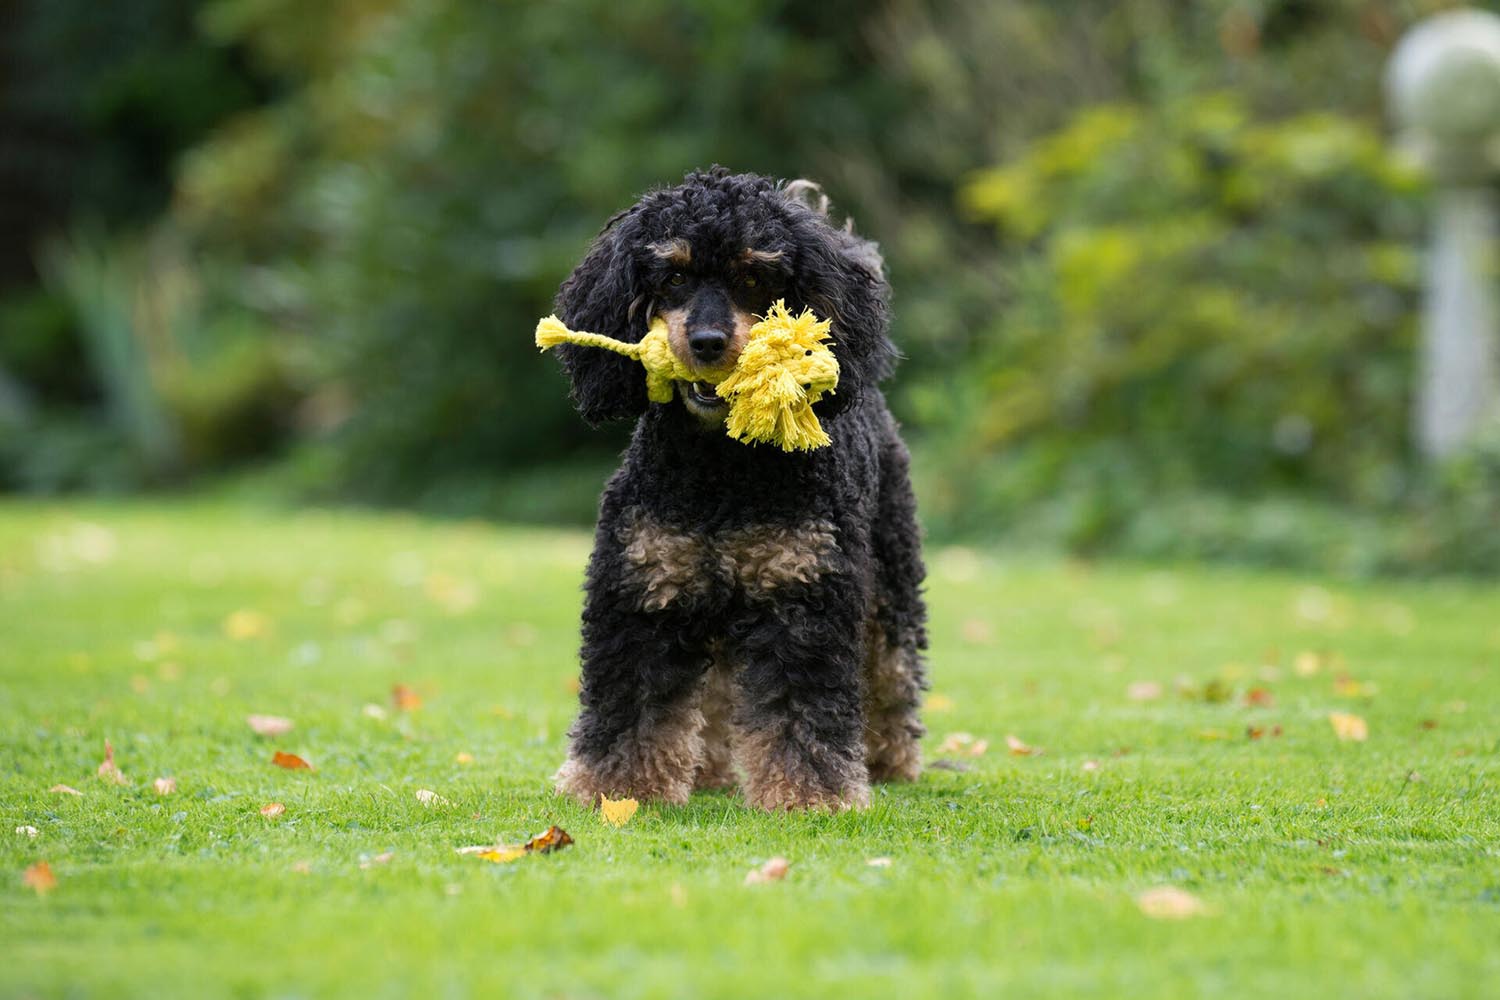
[549,167,894,427]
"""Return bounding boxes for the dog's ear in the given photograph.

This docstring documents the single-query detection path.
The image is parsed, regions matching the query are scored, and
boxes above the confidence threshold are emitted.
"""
[785,199,897,417]
[550,211,650,426]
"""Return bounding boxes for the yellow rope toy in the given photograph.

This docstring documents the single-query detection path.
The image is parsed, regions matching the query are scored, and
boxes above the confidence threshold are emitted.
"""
[535,299,839,452]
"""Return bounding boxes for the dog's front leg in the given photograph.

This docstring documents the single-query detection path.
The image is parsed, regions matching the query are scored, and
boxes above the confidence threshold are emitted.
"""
[554,512,716,807]
[729,580,871,811]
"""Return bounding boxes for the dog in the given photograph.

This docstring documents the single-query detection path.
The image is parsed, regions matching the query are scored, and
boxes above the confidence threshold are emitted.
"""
[547,167,928,811]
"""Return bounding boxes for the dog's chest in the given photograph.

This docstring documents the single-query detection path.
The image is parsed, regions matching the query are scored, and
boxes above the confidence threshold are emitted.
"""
[615,512,839,610]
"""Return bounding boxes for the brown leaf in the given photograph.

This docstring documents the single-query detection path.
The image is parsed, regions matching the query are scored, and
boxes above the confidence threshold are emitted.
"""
[524,825,574,854]
[1137,886,1206,919]
[272,751,313,770]
[1005,734,1040,756]
[49,784,82,796]
[1328,712,1369,742]
[1243,688,1275,708]
[391,684,423,712]
[152,777,177,795]
[415,789,450,808]
[247,714,294,737]
[97,740,128,785]
[936,732,988,757]
[260,802,286,818]
[599,795,639,827]
[22,860,57,896]
[745,856,790,885]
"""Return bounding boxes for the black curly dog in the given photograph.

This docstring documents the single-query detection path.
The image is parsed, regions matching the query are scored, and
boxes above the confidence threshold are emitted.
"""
[547,168,927,811]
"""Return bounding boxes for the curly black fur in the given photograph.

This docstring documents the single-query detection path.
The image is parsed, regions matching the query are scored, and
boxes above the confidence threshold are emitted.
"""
[548,168,928,811]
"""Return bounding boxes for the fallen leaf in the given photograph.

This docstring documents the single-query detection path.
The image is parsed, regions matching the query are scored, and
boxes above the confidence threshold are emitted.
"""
[247,714,294,737]
[16,826,38,838]
[260,802,286,818]
[223,609,270,640]
[152,777,177,795]
[49,784,82,796]
[97,740,128,785]
[866,857,893,868]
[937,732,989,757]
[22,860,57,896]
[455,752,475,764]
[1244,688,1275,708]
[1137,885,1206,919]
[1419,719,1438,731]
[359,851,395,869]
[1082,759,1101,772]
[463,825,575,864]
[600,794,639,827]
[1328,712,1369,742]
[391,683,422,712]
[361,703,388,721]
[272,751,313,770]
[415,789,450,808]
[1005,734,1040,756]
[525,825,574,854]
[745,856,790,885]
[1127,681,1163,702]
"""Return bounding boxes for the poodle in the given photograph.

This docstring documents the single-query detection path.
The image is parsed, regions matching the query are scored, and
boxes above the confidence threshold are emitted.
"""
[545,167,928,811]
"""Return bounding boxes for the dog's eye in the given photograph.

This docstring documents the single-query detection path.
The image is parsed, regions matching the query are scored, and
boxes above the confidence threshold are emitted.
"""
[743,275,758,289]
[668,272,687,287]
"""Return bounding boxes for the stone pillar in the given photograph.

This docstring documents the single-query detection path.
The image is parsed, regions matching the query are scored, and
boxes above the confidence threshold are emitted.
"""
[1387,9,1500,459]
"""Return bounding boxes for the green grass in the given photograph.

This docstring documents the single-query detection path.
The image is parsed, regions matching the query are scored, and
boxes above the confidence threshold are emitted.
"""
[2,499,1497,999]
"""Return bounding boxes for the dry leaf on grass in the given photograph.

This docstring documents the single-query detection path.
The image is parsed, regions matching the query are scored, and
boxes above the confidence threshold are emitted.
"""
[745,857,790,885]
[22,860,57,896]
[936,732,989,757]
[1082,760,1101,772]
[1294,651,1323,676]
[1005,734,1040,756]
[359,851,395,869]
[599,795,639,827]
[455,752,475,764]
[461,825,575,864]
[1126,681,1164,702]
[49,784,82,796]
[866,857,893,868]
[97,740,128,785]
[272,751,313,770]
[391,684,423,712]
[415,789,450,808]
[247,714,293,737]
[1137,885,1206,919]
[1328,712,1369,742]
[152,777,177,795]
[260,802,286,818]
[1243,688,1275,708]
[16,826,39,838]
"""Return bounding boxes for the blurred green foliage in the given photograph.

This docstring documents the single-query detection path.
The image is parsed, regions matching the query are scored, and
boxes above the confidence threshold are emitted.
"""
[924,96,1427,549]
[4,0,1500,573]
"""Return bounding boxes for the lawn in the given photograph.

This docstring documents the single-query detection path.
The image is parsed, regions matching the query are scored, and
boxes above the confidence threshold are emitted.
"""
[2,499,1497,998]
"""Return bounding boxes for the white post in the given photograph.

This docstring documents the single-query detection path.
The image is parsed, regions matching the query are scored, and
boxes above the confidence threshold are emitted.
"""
[1388,9,1500,460]
[1420,186,1499,457]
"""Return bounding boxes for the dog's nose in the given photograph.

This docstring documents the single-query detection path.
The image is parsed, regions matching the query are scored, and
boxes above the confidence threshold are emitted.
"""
[688,328,729,363]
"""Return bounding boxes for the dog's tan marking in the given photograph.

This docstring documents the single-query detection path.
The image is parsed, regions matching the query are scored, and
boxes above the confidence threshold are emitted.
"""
[694,652,738,791]
[719,520,839,595]
[658,306,753,380]
[740,247,785,266]
[617,512,706,611]
[861,620,924,782]
[554,695,707,806]
[734,723,870,812]
[649,238,691,266]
